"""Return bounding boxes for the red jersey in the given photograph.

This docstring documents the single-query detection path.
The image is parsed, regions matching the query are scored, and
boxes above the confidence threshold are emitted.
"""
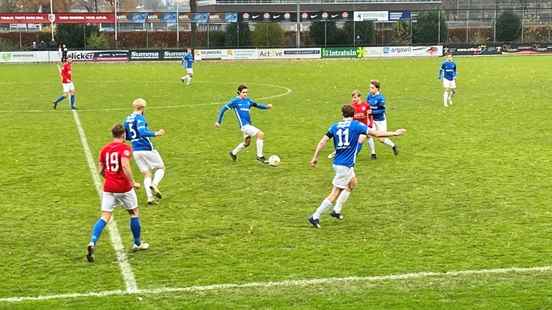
[61,62,72,84]
[99,141,133,193]
[351,101,374,128]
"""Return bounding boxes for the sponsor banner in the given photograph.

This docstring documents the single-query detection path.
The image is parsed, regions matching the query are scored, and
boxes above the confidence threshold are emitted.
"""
[0,13,49,24]
[225,13,238,23]
[445,46,502,56]
[0,13,114,24]
[382,46,412,57]
[94,51,129,62]
[227,49,257,60]
[192,13,209,24]
[354,11,388,22]
[364,47,383,57]
[0,51,61,63]
[163,50,187,60]
[322,47,363,58]
[194,49,232,60]
[129,50,162,61]
[162,12,177,23]
[67,50,98,62]
[411,46,443,56]
[281,48,321,59]
[389,11,411,21]
[55,13,115,24]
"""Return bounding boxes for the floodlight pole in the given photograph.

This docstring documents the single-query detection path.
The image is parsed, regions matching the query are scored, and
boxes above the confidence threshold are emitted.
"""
[176,0,180,46]
[49,0,54,41]
[114,0,118,47]
[296,0,300,47]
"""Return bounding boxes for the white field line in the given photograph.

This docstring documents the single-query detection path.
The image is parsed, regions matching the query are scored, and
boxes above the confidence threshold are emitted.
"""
[0,83,293,114]
[71,110,138,293]
[1,265,552,303]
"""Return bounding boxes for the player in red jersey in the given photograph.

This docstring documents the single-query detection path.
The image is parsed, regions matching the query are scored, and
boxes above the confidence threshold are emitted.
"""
[52,57,77,110]
[86,124,149,263]
[350,90,377,160]
[328,90,377,160]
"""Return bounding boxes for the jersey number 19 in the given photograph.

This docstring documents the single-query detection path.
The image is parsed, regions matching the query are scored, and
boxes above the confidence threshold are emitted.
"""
[105,152,120,172]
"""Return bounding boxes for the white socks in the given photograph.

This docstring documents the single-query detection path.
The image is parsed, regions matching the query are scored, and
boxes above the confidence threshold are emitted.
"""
[186,76,192,85]
[448,89,454,105]
[443,90,449,106]
[144,176,153,200]
[256,139,264,158]
[232,142,246,155]
[153,169,165,187]
[383,138,395,148]
[367,137,376,154]
[333,190,351,214]
[313,199,333,220]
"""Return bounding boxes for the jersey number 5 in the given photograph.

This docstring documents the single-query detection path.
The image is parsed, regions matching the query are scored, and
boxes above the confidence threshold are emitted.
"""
[336,128,350,147]
[127,121,138,139]
[105,152,120,172]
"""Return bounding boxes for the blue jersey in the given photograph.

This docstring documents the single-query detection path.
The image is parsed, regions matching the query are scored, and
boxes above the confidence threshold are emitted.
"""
[216,97,269,128]
[124,112,156,151]
[182,52,193,69]
[440,60,456,81]
[366,92,386,122]
[326,119,368,168]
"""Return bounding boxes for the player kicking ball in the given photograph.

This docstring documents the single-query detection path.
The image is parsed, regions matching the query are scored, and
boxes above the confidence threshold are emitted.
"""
[367,80,399,157]
[86,124,148,263]
[124,99,166,206]
[308,105,406,228]
[52,57,77,110]
[439,52,457,107]
[215,84,272,164]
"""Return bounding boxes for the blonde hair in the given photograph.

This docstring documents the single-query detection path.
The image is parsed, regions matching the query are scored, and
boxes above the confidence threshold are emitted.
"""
[351,90,362,97]
[132,98,147,110]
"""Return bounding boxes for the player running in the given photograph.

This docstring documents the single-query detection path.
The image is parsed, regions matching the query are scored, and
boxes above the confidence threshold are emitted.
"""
[366,80,398,157]
[439,52,457,107]
[124,98,166,206]
[181,48,194,85]
[86,124,148,263]
[329,90,376,160]
[215,84,272,164]
[308,105,406,228]
[52,57,77,110]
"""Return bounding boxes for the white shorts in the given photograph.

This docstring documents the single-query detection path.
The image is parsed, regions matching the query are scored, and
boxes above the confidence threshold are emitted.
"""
[332,165,355,189]
[241,124,260,137]
[101,189,138,212]
[443,79,456,89]
[374,119,387,132]
[62,82,75,93]
[133,150,165,173]
[186,68,193,74]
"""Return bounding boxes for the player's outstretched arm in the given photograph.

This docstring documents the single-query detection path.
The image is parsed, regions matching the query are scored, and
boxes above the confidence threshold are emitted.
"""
[251,101,272,110]
[215,104,231,127]
[121,157,140,189]
[310,135,329,167]
[368,128,406,138]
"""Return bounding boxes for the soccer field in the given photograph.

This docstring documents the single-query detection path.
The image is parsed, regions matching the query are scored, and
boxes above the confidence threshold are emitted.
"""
[1,56,552,308]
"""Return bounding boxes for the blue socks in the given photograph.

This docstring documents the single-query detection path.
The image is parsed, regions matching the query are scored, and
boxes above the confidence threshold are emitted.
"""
[130,217,141,246]
[54,95,65,104]
[70,95,76,109]
[90,218,107,245]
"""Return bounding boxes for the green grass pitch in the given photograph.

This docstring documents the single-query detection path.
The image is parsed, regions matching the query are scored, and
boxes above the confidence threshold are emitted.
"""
[1,56,552,308]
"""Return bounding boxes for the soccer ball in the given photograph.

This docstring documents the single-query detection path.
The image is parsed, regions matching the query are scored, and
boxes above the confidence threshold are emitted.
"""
[268,155,281,167]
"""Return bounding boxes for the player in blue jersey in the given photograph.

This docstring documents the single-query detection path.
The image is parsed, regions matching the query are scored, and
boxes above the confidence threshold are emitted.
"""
[366,80,399,158]
[124,98,166,206]
[308,105,406,228]
[439,52,457,107]
[215,84,272,164]
[181,48,194,85]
